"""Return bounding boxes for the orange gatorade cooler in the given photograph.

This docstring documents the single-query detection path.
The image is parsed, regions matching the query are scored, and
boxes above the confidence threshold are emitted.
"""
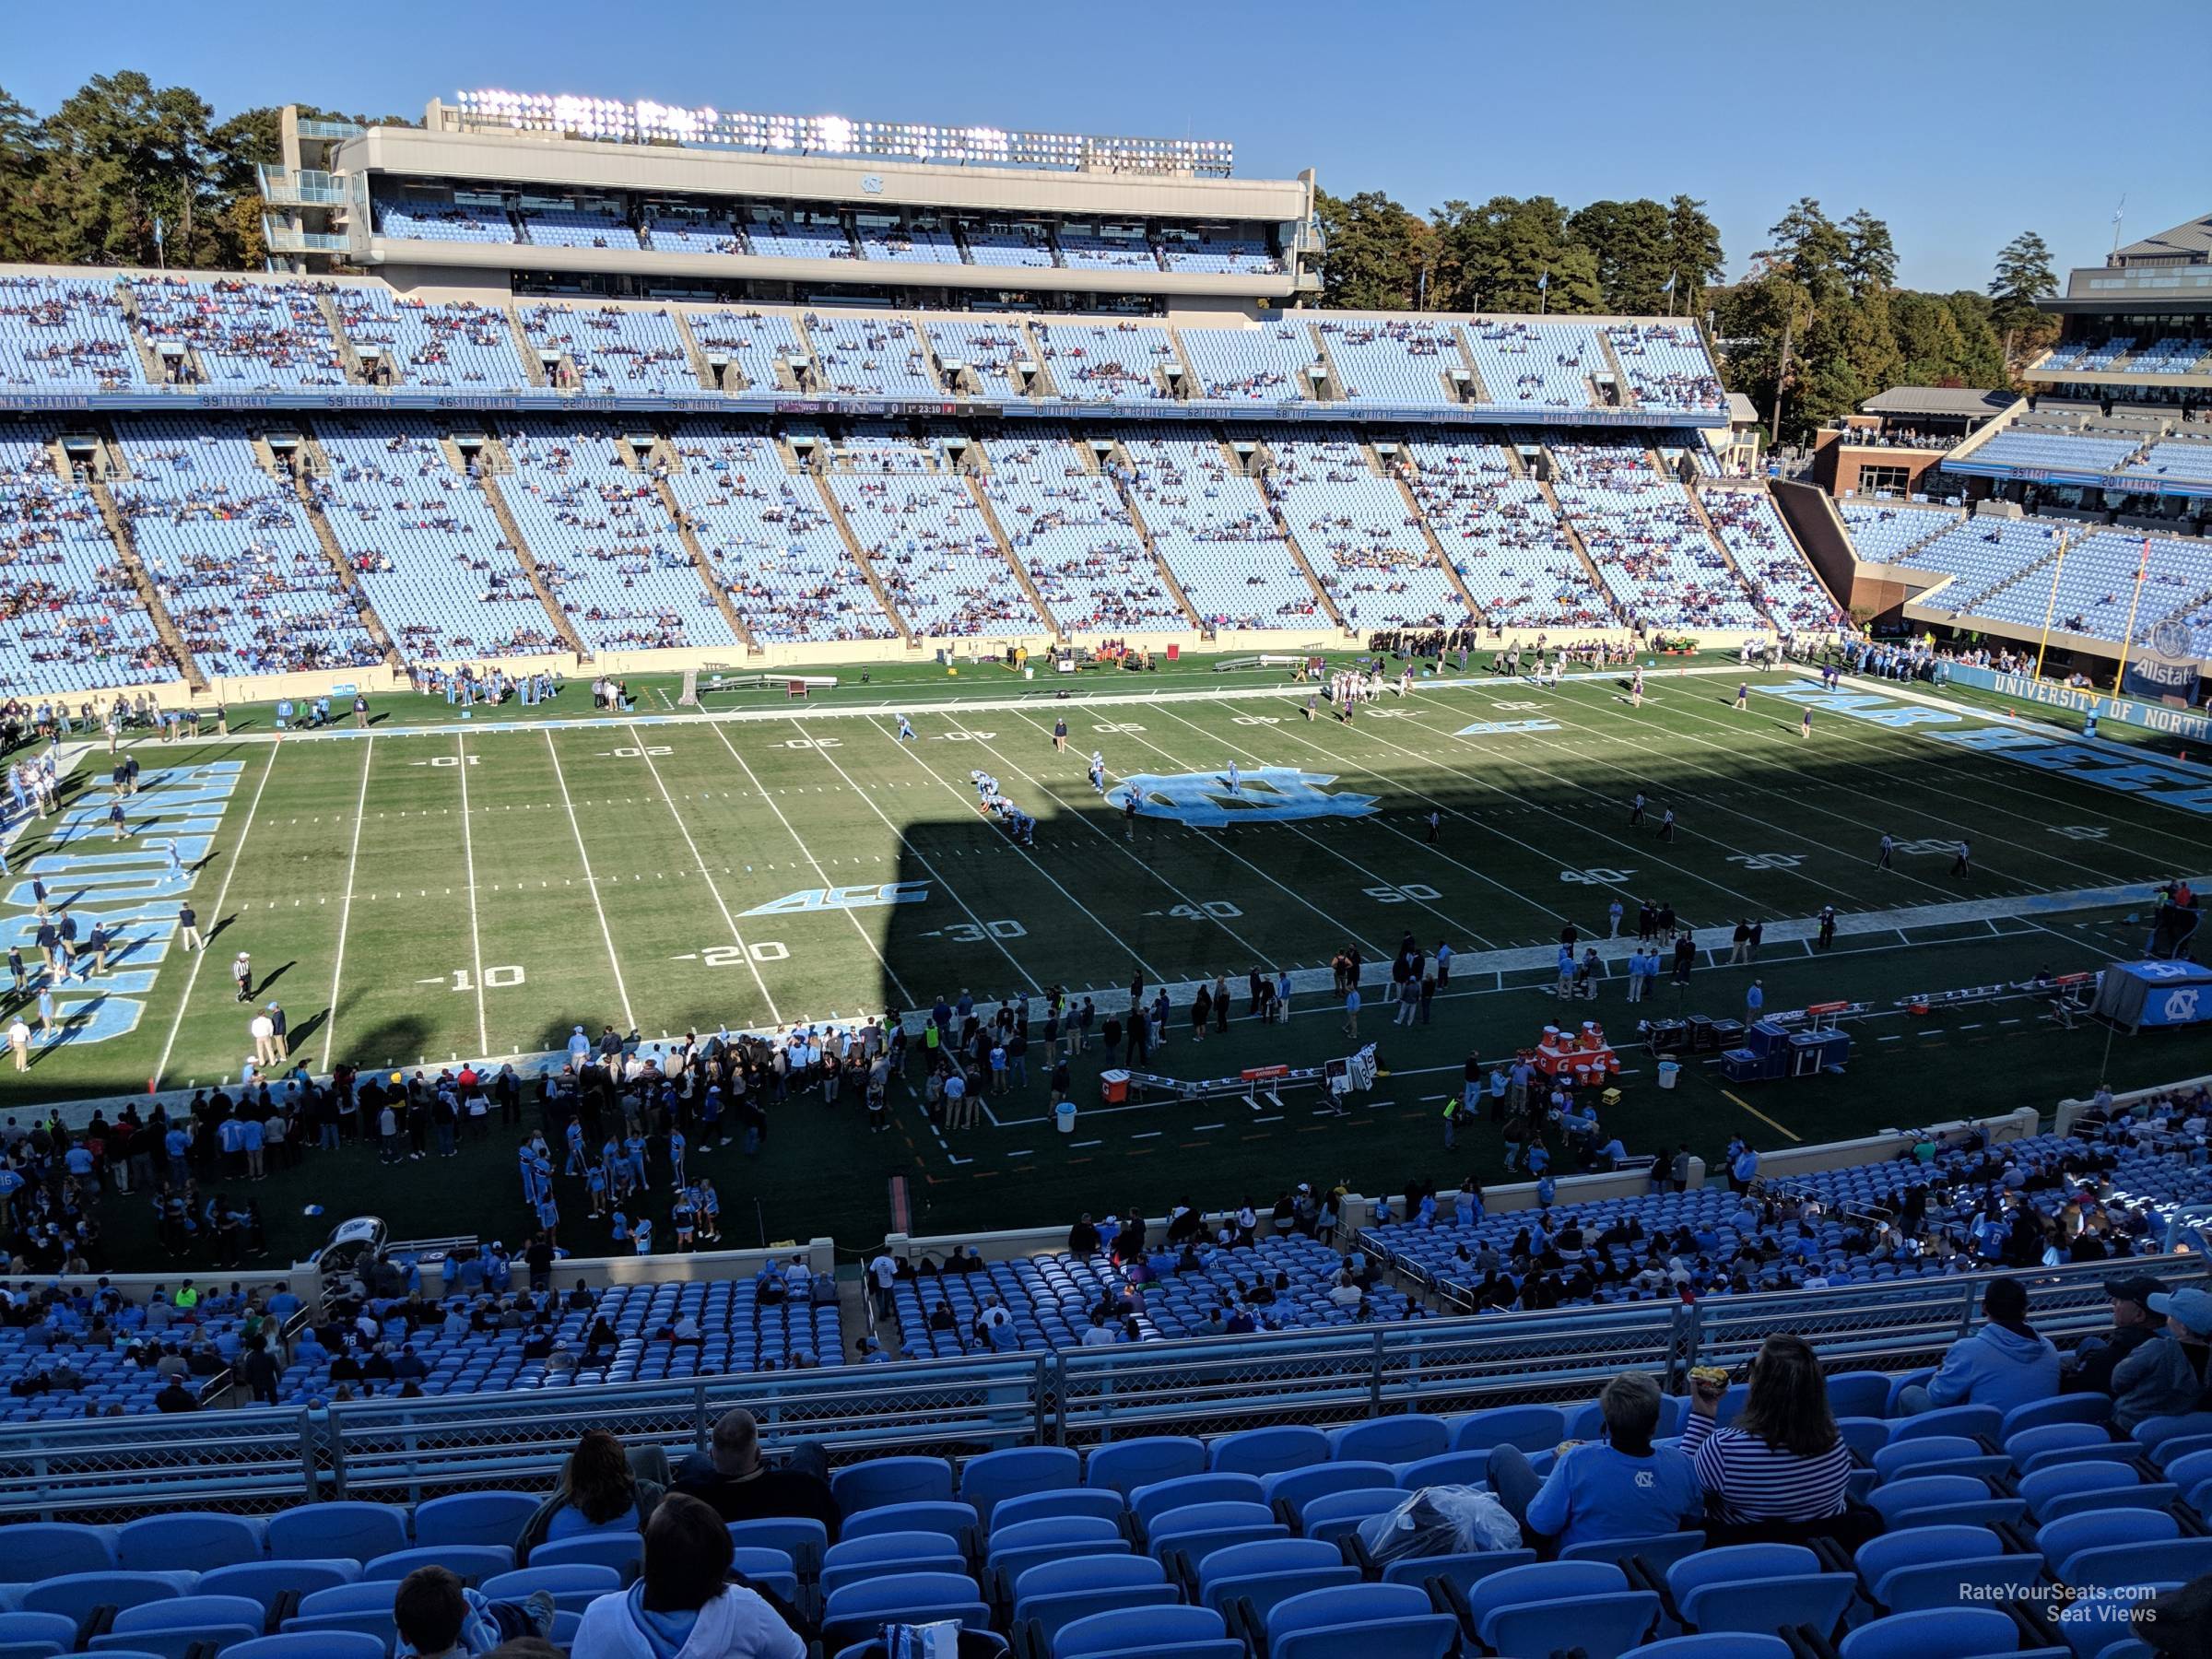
[1100,1068,1132,1104]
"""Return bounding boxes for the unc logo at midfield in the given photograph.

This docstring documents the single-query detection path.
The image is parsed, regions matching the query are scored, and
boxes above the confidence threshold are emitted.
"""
[1120,767,1377,829]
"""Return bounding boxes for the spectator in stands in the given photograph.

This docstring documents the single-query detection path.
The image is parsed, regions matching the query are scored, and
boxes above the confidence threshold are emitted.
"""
[1683,1335,1853,1538]
[2135,1571,2212,1659]
[394,1563,557,1657]
[517,1429,665,1564]
[2065,1274,2169,1395]
[672,1406,840,1539]
[2110,1287,2212,1434]
[154,1372,197,1412]
[1485,1371,1700,1552]
[1900,1276,2061,1415]
[572,1491,805,1659]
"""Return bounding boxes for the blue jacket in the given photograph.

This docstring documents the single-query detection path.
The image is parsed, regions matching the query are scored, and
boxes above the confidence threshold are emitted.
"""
[1926,1322,2061,1414]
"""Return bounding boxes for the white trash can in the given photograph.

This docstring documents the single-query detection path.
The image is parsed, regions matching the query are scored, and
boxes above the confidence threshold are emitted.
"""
[1055,1100,1077,1134]
[1657,1061,1681,1089]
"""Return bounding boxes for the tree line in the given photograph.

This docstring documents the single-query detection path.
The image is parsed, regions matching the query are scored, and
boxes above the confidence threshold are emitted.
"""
[0,71,408,273]
[1315,188,2061,443]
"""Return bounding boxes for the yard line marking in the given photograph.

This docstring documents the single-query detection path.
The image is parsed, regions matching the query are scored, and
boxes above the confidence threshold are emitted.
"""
[1070,1138,1101,1148]
[545,729,635,1030]
[1002,708,1394,960]
[1194,1123,1225,1132]
[1721,1088,1803,1142]
[152,744,280,1090]
[852,716,1140,987]
[700,717,915,1006]
[320,735,374,1071]
[1149,702,1506,947]
[625,723,782,1024]
[932,712,1278,971]
[454,735,489,1054]
[1131,1130,1161,1140]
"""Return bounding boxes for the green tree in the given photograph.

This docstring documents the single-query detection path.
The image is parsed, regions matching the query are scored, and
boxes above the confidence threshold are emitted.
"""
[1313,188,1431,311]
[1762,196,1853,304]
[1988,230,2060,372]
[1841,209,1898,296]
[1664,194,1725,313]
[1568,197,1672,313]
[1431,195,1599,314]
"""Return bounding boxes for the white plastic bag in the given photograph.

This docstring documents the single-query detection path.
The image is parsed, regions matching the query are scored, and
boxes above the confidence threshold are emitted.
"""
[1356,1483,1524,1564]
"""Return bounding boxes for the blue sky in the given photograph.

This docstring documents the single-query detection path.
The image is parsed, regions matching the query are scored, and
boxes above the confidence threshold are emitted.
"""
[17,0,2209,291]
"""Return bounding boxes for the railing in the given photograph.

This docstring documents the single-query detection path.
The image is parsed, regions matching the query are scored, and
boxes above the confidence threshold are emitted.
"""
[0,1253,2193,1522]
[263,227,350,254]
[256,165,347,206]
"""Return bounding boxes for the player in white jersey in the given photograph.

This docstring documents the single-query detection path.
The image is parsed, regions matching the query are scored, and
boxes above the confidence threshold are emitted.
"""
[1088,752,1106,794]
[896,714,916,743]
[1225,759,1241,795]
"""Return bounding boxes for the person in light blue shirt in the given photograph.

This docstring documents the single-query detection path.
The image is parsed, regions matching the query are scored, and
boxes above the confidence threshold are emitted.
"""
[1745,980,1764,1021]
[1487,1371,1700,1550]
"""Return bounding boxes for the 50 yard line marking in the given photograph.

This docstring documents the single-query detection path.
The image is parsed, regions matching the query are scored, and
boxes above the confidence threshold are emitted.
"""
[546,728,634,1030]
[319,735,373,1070]
[626,723,782,1023]
[151,745,280,1090]
[454,734,488,1054]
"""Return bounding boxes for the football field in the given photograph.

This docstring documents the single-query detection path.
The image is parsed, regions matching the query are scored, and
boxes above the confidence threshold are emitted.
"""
[16,658,2212,1264]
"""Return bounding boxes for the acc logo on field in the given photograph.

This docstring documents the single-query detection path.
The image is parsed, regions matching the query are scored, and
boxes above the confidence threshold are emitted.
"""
[1118,767,1377,829]
[742,881,929,917]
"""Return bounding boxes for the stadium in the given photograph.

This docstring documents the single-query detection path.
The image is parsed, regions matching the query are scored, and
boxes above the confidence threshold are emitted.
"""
[0,22,2210,1659]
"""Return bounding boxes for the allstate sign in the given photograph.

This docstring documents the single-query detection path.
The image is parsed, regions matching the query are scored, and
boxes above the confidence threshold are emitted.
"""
[1120,767,1378,828]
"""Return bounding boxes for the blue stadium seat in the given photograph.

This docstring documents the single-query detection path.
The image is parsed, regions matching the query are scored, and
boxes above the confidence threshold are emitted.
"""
[1298,1488,1402,1544]
[479,1565,621,1618]
[1012,1556,1167,1606]
[2058,1537,2212,1593]
[117,1515,266,1574]
[362,1547,513,1583]
[1865,1475,2026,1530]
[2006,1424,2130,1476]
[266,1505,409,1565]
[275,1611,397,1651]
[990,1489,1125,1535]
[2034,1510,2180,1583]
[1130,1474,1264,1532]
[1146,1500,1282,1561]
[1087,1438,1206,1497]
[216,1636,388,1659]
[844,1501,979,1544]
[21,1574,195,1627]
[0,1613,78,1659]
[1466,1561,1660,1659]
[6,1524,118,1582]
[820,1571,989,1652]
[1887,1406,2004,1446]
[1665,1544,1853,1637]
[821,1533,968,1598]
[1827,1374,1898,1419]
[2018,1463,2162,1523]
[988,1516,1124,1563]
[2135,1411,2212,1458]
[527,1534,641,1576]
[959,1446,1079,1520]
[726,1519,828,1577]
[1854,1526,2030,1613]
[1018,1585,1183,1649]
[1837,1607,2022,1659]
[1394,1452,1495,1489]
[292,1585,399,1618]
[412,1492,539,1550]
[2002,1395,2111,1438]
[1194,1537,1348,1614]
[1450,1405,1567,1453]
[831,1456,955,1516]
[1263,1461,1394,1513]
[1626,1637,1794,1659]
[1559,1533,1705,1575]
[1874,1437,2011,1484]
[1331,1418,1449,1467]
[94,1596,265,1659]
[1053,1604,1239,1659]
[1267,1583,1459,1659]
[199,1564,359,1618]
[1208,1426,1331,1478]
[1380,1549,1538,1595]
[726,1550,799,1605]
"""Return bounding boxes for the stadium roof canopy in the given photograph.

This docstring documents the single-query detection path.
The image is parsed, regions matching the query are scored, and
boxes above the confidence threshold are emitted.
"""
[2113,211,2212,264]
[1859,386,2012,418]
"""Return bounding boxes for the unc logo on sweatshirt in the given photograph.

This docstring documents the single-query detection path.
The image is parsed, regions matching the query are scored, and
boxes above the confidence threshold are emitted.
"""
[1118,767,1377,828]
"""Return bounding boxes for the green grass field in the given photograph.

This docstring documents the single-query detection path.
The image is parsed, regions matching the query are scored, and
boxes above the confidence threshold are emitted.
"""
[18,656,2212,1269]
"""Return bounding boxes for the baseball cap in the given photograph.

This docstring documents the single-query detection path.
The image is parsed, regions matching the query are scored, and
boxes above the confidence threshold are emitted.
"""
[2148,1287,2212,1337]
[2103,1274,2169,1309]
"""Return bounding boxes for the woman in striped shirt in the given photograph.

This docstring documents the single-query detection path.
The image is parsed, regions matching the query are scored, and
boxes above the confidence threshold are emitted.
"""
[1682,1335,1853,1525]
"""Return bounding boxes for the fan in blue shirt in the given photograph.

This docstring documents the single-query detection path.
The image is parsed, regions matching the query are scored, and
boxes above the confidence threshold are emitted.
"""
[1487,1371,1701,1549]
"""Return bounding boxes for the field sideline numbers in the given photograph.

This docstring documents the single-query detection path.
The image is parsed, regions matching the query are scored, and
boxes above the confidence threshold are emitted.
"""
[946,919,1027,942]
[1365,883,1441,903]
[412,755,480,768]
[1169,900,1242,920]
[451,965,524,990]
[779,736,841,750]
[703,943,788,965]
[1093,722,1146,734]
[608,745,672,758]
[1560,867,1633,885]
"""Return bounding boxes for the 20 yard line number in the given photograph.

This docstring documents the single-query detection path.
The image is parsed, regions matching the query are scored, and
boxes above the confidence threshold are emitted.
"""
[702,943,791,965]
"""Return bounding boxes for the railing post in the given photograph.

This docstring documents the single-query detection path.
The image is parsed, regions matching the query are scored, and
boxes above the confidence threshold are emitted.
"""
[1369,1328,1385,1418]
[694,1382,710,1455]
[1037,1353,1056,1446]
[1959,1281,1977,1340]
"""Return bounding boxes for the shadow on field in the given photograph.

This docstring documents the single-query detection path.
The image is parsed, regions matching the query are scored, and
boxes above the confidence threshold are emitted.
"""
[347,1014,436,1073]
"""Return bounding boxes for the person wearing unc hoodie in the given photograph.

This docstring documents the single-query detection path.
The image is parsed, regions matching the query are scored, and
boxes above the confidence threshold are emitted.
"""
[1900,1277,2061,1416]
[573,1493,806,1659]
